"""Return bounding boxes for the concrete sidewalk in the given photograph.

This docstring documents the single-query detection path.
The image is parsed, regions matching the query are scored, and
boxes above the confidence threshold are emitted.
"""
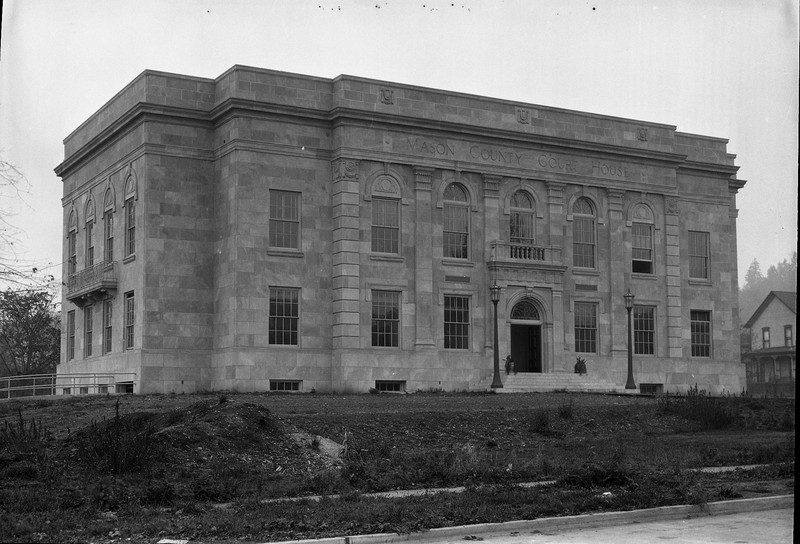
[269,495,794,544]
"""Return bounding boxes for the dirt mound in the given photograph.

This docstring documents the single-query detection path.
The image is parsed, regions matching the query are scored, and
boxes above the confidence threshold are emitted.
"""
[70,398,342,477]
[155,399,284,451]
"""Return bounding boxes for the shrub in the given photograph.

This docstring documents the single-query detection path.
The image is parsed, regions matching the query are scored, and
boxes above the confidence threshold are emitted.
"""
[557,400,574,419]
[657,384,735,430]
[142,480,177,506]
[530,408,561,436]
[0,409,48,453]
[74,400,162,474]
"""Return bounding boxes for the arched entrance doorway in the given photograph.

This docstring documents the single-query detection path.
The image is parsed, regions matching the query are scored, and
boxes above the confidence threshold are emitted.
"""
[509,300,543,373]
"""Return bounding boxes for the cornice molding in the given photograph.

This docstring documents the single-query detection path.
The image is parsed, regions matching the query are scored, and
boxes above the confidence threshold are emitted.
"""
[55,98,738,182]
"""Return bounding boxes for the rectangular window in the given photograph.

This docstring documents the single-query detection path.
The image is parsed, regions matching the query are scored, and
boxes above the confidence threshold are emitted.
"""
[574,302,597,353]
[375,380,406,393]
[269,287,299,345]
[269,380,302,392]
[443,206,469,259]
[103,299,113,354]
[371,290,400,347]
[688,231,710,279]
[104,213,114,263]
[269,190,300,250]
[510,212,534,243]
[124,291,135,350]
[124,198,135,257]
[690,310,711,357]
[444,295,470,349]
[84,305,93,358]
[785,325,793,347]
[85,222,94,267]
[371,198,400,254]
[573,217,595,268]
[633,306,655,355]
[68,230,77,275]
[632,223,653,274]
[67,310,75,361]
[762,327,771,349]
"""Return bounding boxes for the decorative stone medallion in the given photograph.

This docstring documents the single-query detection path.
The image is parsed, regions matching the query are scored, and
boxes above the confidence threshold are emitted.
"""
[665,197,679,215]
[380,88,394,105]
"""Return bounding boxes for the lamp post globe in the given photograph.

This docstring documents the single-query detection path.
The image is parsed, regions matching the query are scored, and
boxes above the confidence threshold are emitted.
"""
[490,282,503,389]
[624,289,636,390]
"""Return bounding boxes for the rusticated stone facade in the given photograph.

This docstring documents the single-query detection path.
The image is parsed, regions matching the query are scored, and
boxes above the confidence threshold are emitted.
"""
[56,66,746,394]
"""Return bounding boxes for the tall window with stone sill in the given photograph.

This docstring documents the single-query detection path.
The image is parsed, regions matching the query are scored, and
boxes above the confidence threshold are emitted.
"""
[84,305,93,358]
[371,290,400,347]
[371,198,400,254]
[510,190,535,247]
[633,306,655,355]
[269,190,301,250]
[443,183,469,259]
[444,295,470,349]
[104,212,114,263]
[574,301,597,353]
[124,198,135,257]
[690,310,711,357]
[632,223,654,274]
[103,299,113,354]
[68,229,77,276]
[688,231,710,280]
[85,221,94,267]
[269,287,299,345]
[124,292,135,350]
[66,310,76,361]
[572,198,595,268]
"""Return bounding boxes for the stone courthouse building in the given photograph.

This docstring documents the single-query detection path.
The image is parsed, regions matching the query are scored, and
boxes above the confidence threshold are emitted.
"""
[56,66,746,395]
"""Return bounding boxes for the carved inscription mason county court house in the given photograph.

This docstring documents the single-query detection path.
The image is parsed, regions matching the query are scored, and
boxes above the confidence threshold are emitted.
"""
[56,66,746,395]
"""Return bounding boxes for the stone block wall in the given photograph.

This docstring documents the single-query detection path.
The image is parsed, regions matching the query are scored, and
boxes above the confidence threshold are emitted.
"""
[56,66,746,395]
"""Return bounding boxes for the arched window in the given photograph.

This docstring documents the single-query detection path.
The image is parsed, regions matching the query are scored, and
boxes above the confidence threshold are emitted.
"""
[443,183,469,259]
[67,210,78,276]
[85,198,96,267]
[630,204,654,274]
[370,175,402,255]
[103,188,115,263]
[572,197,596,268]
[510,300,540,321]
[510,191,535,245]
[123,176,136,258]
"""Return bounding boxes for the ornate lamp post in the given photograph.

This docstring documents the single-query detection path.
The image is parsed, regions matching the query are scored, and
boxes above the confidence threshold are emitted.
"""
[624,289,637,390]
[490,281,503,389]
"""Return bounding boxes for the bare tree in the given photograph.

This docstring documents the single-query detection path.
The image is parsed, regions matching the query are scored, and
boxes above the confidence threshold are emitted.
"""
[1,158,53,290]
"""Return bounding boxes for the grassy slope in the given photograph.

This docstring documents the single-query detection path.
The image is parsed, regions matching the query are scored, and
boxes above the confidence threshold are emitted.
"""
[0,391,794,543]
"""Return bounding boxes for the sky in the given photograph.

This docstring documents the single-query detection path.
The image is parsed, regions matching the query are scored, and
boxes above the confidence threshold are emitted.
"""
[1,0,798,290]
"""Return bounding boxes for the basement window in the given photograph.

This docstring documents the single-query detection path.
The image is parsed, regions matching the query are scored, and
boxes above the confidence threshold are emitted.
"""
[79,387,89,395]
[115,382,134,394]
[375,380,406,393]
[639,383,664,395]
[62,388,72,395]
[270,380,302,392]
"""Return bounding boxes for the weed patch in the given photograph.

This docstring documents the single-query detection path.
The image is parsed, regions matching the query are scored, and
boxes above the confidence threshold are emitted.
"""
[0,410,48,453]
[657,385,736,429]
[74,400,162,474]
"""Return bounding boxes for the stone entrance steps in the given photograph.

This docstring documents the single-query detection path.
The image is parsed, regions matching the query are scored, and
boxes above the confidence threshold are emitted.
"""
[487,372,628,393]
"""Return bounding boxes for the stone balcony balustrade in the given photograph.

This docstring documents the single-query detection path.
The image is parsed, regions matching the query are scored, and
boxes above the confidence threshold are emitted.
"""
[489,240,563,269]
[66,261,118,307]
